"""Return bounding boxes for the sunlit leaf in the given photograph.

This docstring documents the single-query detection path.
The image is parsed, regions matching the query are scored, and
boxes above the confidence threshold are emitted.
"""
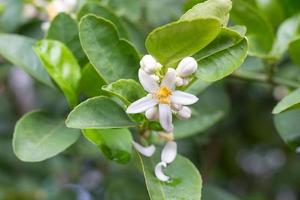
[273,89,300,114]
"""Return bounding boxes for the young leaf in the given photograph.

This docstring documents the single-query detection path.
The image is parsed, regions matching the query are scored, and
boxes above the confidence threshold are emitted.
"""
[83,128,133,164]
[180,0,232,26]
[13,111,80,162]
[196,38,248,82]
[146,18,221,66]
[77,2,129,39]
[272,88,300,114]
[47,13,88,66]
[34,40,81,108]
[66,96,136,129]
[102,79,146,105]
[289,37,300,66]
[138,152,202,200]
[0,34,53,87]
[79,15,140,83]
[231,0,274,56]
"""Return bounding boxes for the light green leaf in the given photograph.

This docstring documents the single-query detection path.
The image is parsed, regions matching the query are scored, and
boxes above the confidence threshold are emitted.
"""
[174,85,229,138]
[66,96,136,129]
[289,37,300,66]
[102,79,146,105]
[274,109,300,149]
[13,111,80,162]
[83,128,132,164]
[196,38,248,82]
[231,0,274,56]
[180,0,232,26]
[34,40,81,108]
[272,89,300,114]
[79,15,140,83]
[0,0,22,32]
[0,34,53,87]
[138,152,202,200]
[47,13,88,66]
[202,185,240,200]
[146,18,221,66]
[77,2,129,39]
[80,63,107,97]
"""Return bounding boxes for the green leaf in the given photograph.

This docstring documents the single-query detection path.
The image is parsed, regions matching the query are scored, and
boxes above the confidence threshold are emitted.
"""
[77,2,129,39]
[105,0,142,22]
[47,13,88,66]
[174,85,229,138]
[180,0,232,26]
[83,128,132,164]
[66,96,136,129]
[79,15,140,83]
[34,40,81,108]
[138,152,202,200]
[196,38,248,82]
[102,79,146,105]
[13,111,80,162]
[231,0,274,56]
[202,185,240,200]
[272,89,300,114]
[0,0,22,32]
[289,37,300,66]
[80,63,107,97]
[274,109,300,149]
[146,18,221,66]
[0,34,53,87]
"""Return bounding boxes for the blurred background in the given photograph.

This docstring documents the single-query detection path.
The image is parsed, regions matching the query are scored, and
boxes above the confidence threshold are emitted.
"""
[1,0,300,199]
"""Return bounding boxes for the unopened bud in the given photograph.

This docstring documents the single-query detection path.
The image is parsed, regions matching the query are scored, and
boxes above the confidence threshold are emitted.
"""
[177,106,191,120]
[176,57,198,77]
[145,106,159,120]
[140,55,161,74]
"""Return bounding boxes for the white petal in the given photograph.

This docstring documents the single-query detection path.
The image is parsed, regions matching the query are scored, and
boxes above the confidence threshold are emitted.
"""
[140,55,159,74]
[176,57,198,77]
[139,69,159,93]
[171,91,198,105]
[155,162,170,182]
[171,103,182,111]
[126,96,157,114]
[182,78,189,86]
[161,141,177,164]
[132,141,156,157]
[151,74,160,82]
[175,77,184,87]
[159,104,173,133]
[177,106,192,120]
[161,68,176,91]
[145,106,159,120]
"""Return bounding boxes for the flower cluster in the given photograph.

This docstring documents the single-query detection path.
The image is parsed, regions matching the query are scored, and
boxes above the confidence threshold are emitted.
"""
[127,55,199,181]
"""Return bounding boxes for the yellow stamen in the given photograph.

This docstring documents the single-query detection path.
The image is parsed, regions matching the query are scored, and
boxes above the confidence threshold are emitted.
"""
[156,86,172,104]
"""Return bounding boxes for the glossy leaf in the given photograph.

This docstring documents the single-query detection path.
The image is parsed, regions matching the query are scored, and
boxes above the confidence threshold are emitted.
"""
[289,37,300,66]
[146,18,221,66]
[0,34,53,87]
[83,128,132,164]
[180,0,232,26]
[47,13,88,66]
[79,15,140,83]
[231,0,274,56]
[138,152,202,200]
[77,2,129,39]
[102,79,146,105]
[272,89,300,114]
[66,96,136,129]
[34,40,81,108]
[196,38,248,82]
[13,111,80,162]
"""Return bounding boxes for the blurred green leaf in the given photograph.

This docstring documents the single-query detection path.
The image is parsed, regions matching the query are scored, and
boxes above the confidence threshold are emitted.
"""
[13,111,80,162]
[202,185,240,200]
[77,2,129,39]
[34,40,81,108]
[180,0,232,26]
[102,79,146,105]
[289,37,300,66]
[0,34,53,87]
[66,96,136,129]
[47,13,88,66]
[138,152,202,200]
[105,0,141,22]
[83,128,132,163]
[273,89,300,114]
[231,0,274,56]
[79,15,140,83]
[0,0,22,32]
[146,18,221,66]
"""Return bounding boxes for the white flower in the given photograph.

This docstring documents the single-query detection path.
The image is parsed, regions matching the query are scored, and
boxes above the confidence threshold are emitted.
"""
[140,55,162,74]
[126,68,198,132]
[132,141,156,157]
[177,106,192,120]
[46,0,76,20]
[176,57,198,78]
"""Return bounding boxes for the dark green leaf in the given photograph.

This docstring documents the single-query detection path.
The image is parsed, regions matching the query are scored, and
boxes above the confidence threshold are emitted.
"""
[202,185,240,200]
[289,37,300,66]
[273,89,300,114]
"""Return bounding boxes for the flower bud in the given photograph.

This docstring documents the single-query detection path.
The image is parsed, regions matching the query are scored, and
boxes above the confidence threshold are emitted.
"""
[176,57,198,77]
[145,106,159,120]
[177,106,192,120]
[182,78,189,86]
[171,103,182,111]
[175,77,184,87]
[151,74,160,82]
[140,55,161,74]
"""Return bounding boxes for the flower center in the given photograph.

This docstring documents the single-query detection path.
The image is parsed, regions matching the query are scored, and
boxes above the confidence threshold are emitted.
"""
[156,86,172,104]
